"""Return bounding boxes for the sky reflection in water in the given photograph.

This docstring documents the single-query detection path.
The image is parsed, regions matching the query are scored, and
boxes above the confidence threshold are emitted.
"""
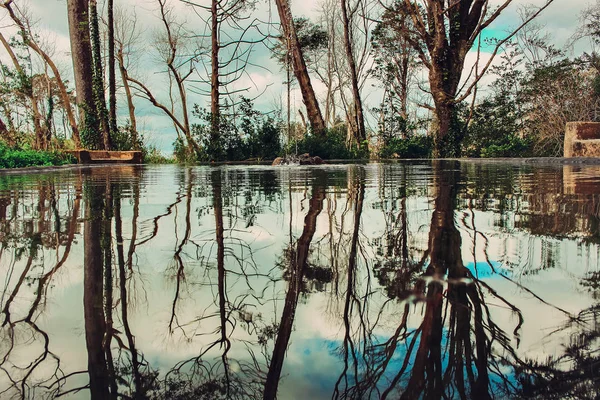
[0,161,599,399]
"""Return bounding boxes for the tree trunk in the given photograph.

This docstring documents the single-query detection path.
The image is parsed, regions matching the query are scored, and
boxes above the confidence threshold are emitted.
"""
[84,183,110,399]
[210,0,220,154]
[340,0,366,145]
[107,0,117,137]
[431,98,458,158]
[90,0,113,150]
[274,0,326,135]
[116,49,138,148]
[67,0,97,148]
[264,182,325,400]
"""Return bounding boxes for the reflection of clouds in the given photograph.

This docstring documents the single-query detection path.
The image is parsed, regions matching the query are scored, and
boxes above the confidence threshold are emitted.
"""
[1,164,600,398]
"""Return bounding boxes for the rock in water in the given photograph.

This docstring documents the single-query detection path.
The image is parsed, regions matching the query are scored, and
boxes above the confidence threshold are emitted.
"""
[272,154,324,166]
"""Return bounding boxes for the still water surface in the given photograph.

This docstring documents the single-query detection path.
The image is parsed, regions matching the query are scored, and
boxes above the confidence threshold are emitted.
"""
[0,161,599,399]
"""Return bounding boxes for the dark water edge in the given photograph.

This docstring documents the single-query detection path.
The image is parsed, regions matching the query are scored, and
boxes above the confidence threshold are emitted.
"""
[0,161,599,399]
[5,156,600,175]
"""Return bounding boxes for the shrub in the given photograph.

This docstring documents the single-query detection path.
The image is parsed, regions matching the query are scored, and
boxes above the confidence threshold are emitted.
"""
[144,146,175,164]
[0,142,75,168]
[285,125,368,159]
[185,98,283,163]
[378,135,432,158]
[480,135,532,158]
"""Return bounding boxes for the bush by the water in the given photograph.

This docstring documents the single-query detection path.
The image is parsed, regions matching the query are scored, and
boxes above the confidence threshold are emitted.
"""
[175,98,282,162]
[378,135,432,159]
[0,142,75,168]
[285,125,369,160]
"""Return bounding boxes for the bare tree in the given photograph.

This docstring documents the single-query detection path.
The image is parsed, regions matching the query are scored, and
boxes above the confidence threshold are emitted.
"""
[183,0,267,159]
[340,0,367,145]
[114,5,141,148]
[274,0,326,135]
[395,0,555,157]
[3,0,82,147]
[107,0,117,136]
[128,0,201,159]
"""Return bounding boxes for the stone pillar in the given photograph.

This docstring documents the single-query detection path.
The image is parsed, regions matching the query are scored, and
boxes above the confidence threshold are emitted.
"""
[564,122,600,158]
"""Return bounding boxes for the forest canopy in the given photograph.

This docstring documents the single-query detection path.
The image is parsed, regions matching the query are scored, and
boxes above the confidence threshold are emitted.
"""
[0,0,595,163]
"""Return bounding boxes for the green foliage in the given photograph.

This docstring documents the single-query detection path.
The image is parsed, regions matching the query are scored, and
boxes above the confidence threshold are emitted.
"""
[183,97,283,163]
[143,146,175,164]
[80,105,102,150]
[285,125,368,159]
[480,136,532,158]
[111,123,140,151]
[378,135,432,159]
[461,87,531,158]
[0,141,75,168]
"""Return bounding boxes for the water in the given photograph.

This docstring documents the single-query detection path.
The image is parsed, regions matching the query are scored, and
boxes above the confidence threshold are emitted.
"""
[0,161,599,399]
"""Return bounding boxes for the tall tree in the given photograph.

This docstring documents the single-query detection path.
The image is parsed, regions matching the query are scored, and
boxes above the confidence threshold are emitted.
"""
[107,0,117,137]
[90,0,113,150]
[371,9,417,141]
[114,5,140,148]
[183,0,266,160]
[128,0,201,159]
[395,0,555,157]
[66,0,99,148]
[340,0,366,145]
[264,176,326,399]
[274,0,326,135]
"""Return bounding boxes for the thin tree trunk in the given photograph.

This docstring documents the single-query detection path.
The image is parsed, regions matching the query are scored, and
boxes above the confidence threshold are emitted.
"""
[264,183,325,400]
[116,50,138,147]
[210,0,220,149]
[107,0,117,136]
[274,0,326,135]
[157,0,199,158]
[340,0,366,144]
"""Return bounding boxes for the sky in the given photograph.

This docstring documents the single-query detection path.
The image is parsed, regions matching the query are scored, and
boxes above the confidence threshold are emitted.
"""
[0,0,596,152]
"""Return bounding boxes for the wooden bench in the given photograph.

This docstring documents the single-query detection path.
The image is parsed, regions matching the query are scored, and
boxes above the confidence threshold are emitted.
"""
[66,150,143,164]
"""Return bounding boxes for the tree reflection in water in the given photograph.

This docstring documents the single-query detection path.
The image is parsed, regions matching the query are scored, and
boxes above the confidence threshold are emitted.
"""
[0,163,599,399]
[331,162,525,399]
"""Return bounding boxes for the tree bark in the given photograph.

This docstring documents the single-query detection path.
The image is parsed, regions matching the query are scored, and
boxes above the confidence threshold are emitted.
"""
[107,0,117,137]
[66,0,97,148]
[116,51,138,148]
[340,0,366,145]
[84,183,110,399]
[90,0,112,150]
[210,0,220,149]
[264,182,325,400]
[274,0,326,135]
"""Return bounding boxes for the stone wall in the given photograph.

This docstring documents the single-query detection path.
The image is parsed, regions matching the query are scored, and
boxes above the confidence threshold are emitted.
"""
[564,122,600,157]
